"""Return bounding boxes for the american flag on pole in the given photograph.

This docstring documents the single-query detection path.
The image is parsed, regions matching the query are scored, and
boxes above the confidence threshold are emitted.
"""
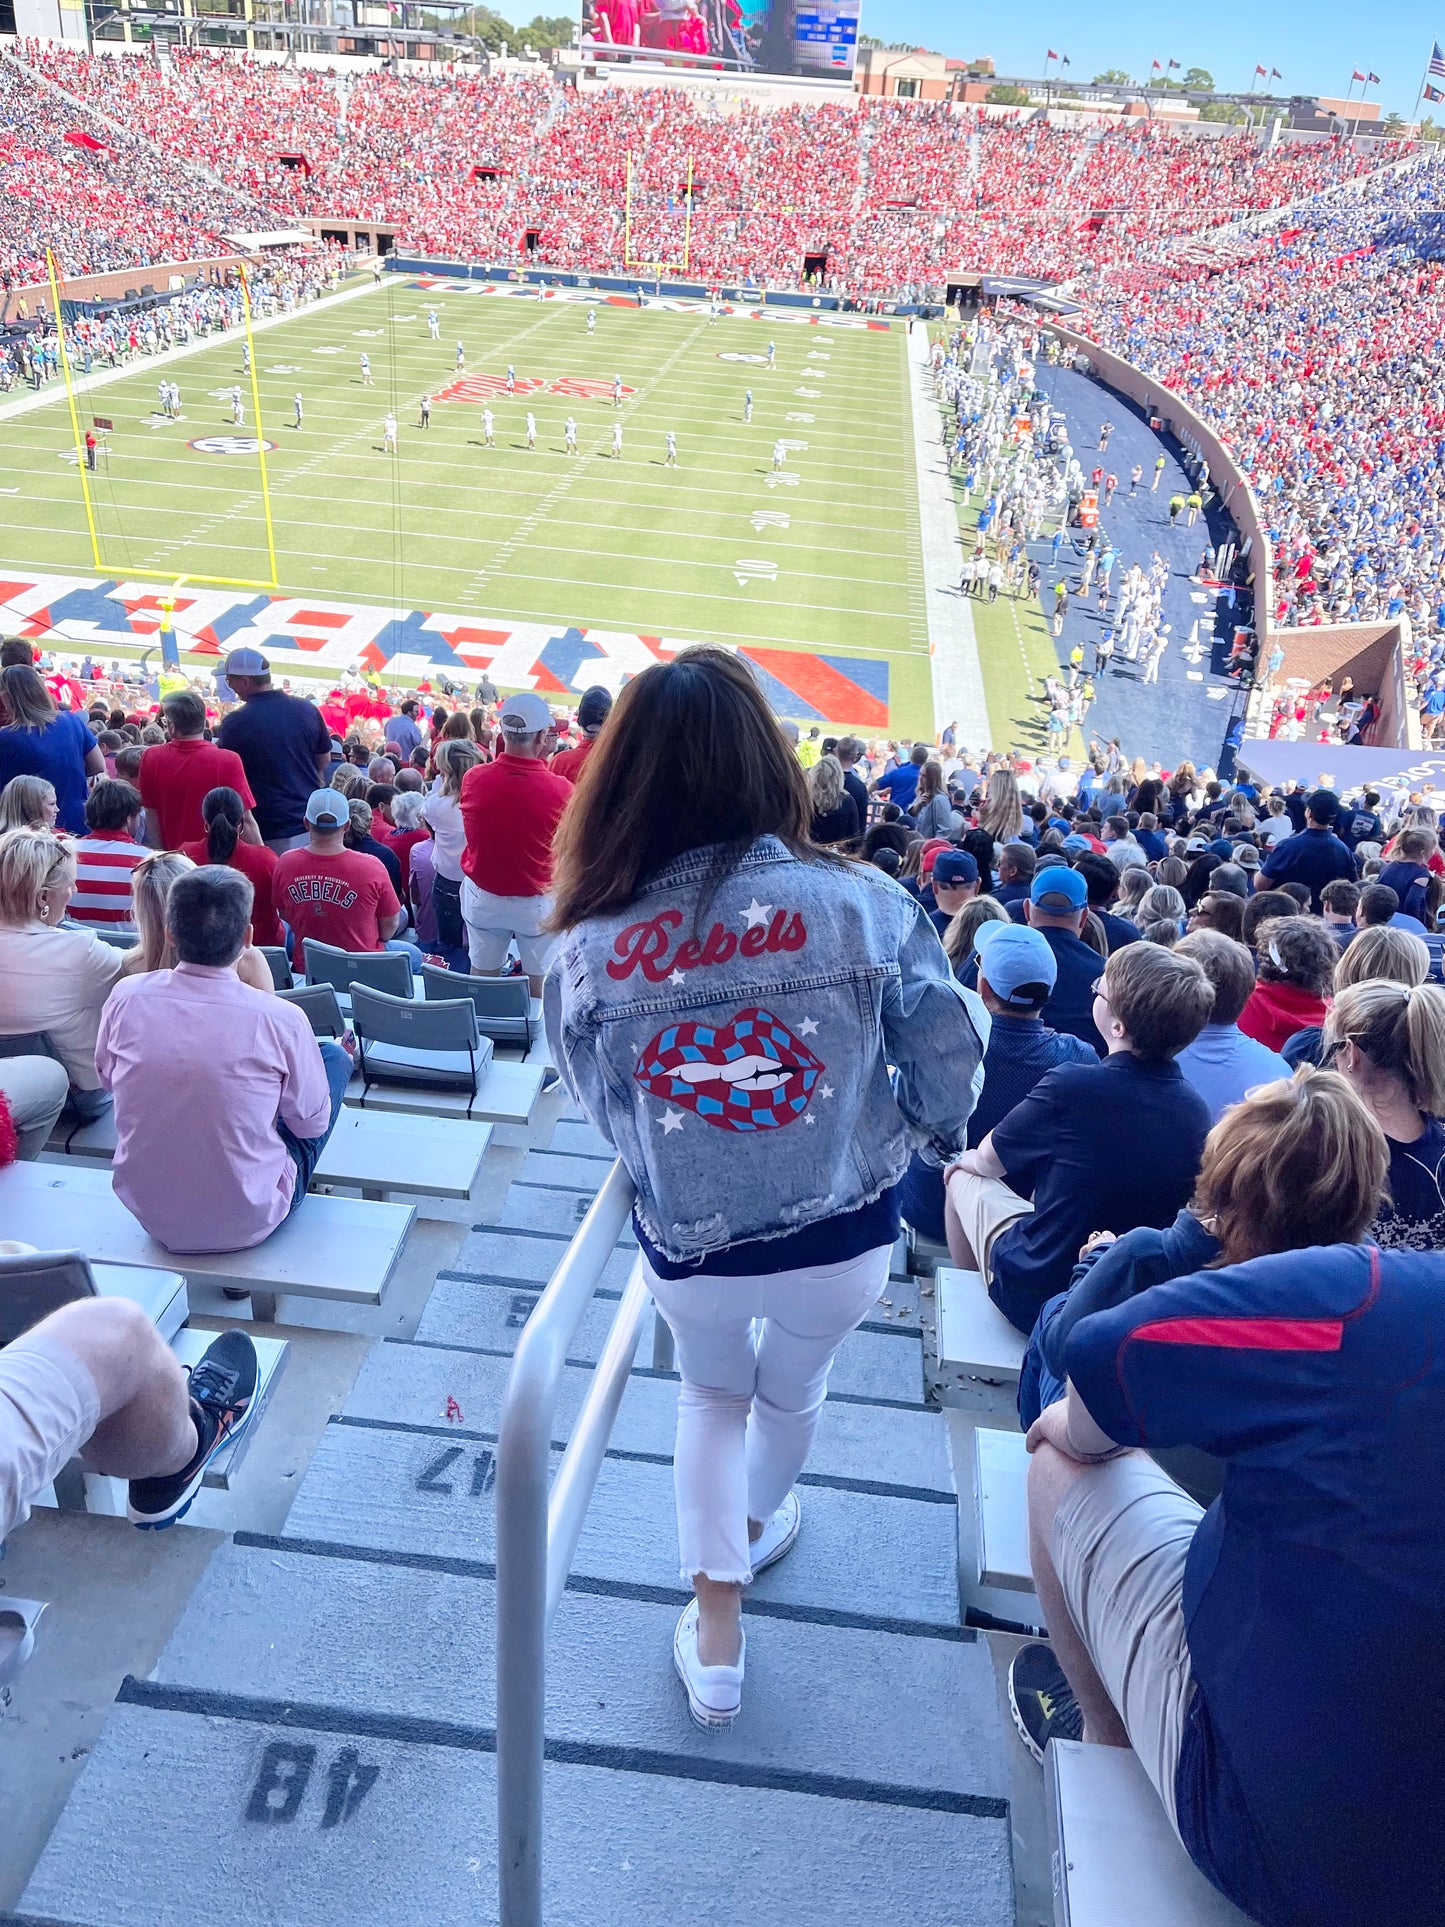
[1271,67,1282,79]
[1167,58,1180,69]
[1430,40,1445,78]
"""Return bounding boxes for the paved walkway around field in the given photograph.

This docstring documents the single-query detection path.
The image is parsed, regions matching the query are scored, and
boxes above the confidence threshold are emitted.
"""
[906,326,990,748]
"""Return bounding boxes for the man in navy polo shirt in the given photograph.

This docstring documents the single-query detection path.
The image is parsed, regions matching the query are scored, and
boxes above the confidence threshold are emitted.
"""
[945,941,1212,1333]
[216,647,332,852]
[1012,1241,1445,1927]
[1258,787,1356,911]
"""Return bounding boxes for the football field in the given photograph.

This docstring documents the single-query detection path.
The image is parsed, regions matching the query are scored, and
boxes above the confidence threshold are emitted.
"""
[0,279,937,734]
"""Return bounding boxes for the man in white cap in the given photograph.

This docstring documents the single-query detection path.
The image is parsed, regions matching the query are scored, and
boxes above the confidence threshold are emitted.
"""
[458,689,572,1000]
[215,647,332,852]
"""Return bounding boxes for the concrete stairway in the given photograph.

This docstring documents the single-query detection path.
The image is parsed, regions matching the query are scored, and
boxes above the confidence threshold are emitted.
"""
[11,1116,1017,1927]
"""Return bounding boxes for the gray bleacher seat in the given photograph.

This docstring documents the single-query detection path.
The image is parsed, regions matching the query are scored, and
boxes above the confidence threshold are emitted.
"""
[303,940,412,1000]
[937,1267,1027,1386]
[278,982,347,1038]
[973,1425,1032,1592]
[0,1163,413,1322]
[422,964,534,1048]
[351,984,486,1107]
[89,928,136,951]
[0,1248,187,1346]
[256,945,294,990]
[1046,1740,1254,1924]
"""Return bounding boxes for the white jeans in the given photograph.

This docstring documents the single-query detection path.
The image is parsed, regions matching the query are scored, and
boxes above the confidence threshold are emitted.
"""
[645,1244,892,1584]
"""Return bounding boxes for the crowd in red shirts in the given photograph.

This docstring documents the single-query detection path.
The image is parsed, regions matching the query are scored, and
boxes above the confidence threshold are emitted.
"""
[6,45,1381,299]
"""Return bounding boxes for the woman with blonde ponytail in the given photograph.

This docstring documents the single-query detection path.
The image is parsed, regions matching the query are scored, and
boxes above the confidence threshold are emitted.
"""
[1324,979,1445,1248]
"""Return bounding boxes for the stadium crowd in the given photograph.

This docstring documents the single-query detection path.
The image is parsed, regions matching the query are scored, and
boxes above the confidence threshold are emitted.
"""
[2,46,1444,1925]
[3,44,1381,297]
[1,640,1441,1926]
[1084,152,1445,685]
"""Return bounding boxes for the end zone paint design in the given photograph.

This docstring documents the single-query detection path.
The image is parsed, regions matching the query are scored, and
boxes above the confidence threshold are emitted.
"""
[0,572,889,728]
[433,375,636,404]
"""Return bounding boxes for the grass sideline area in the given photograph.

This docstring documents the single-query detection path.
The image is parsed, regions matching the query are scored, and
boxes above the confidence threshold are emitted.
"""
[1,280,941,735]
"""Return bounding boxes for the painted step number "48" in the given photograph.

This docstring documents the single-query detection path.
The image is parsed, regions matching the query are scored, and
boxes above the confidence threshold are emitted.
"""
[246,1742,379,1827]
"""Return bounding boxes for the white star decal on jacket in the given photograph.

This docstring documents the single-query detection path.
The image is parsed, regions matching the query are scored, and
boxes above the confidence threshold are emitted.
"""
[741,898,773,928]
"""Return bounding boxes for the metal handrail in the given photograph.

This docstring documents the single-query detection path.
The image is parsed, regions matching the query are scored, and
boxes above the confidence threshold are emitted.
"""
[495,1157,647,1927]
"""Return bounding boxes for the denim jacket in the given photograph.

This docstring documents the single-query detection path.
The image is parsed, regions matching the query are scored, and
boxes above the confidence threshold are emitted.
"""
[544,835,987,1265]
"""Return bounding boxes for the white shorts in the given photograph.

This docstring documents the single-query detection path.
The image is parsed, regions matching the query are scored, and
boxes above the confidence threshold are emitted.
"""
[1052,1451,1204,1834]
[460,880,558,977]
[0,1333,100,1542]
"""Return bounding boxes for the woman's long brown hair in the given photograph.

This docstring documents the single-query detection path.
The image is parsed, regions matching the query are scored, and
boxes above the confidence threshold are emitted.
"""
[550,646,821,930]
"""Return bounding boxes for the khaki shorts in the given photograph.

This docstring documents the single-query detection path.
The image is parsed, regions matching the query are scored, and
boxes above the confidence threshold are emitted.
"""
[0,1333,100,1543]
[1052,1451,1204,1834]
[945,1167,1034,1278]
[460,881,558,977]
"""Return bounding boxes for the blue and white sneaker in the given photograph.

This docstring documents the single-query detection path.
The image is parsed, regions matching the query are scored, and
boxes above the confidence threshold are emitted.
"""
[127,1330,259,1529]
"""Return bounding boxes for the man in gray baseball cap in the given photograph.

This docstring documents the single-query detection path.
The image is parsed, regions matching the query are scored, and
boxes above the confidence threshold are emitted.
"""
[216,647,333,851]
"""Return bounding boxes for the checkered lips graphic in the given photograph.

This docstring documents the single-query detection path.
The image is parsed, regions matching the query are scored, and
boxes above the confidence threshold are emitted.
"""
[635,1008,823,1132]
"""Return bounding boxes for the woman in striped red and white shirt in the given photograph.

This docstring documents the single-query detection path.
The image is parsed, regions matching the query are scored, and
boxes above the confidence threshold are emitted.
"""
[68,779,147,934]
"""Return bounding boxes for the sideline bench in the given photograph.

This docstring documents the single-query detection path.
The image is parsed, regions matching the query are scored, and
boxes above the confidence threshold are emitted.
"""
[48,1107,492,1208]
[1046,1740,1254,1925]
[973,1425,1033,1593]
[0,1164,414,1323]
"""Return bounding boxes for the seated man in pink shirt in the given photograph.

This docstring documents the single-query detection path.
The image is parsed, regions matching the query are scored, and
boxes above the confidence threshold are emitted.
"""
[95,865,352,1255]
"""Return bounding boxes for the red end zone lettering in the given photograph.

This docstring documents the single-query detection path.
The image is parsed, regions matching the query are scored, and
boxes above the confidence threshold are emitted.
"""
[433,374,636,404]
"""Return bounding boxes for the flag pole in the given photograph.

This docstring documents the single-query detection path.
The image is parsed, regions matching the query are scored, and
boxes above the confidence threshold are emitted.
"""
[1412,46,1429,133]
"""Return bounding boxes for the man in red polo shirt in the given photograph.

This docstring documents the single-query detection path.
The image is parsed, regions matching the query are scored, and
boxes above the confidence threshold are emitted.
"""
[549,684,612,785]
[459,690,572,996]
[138,689,259,850]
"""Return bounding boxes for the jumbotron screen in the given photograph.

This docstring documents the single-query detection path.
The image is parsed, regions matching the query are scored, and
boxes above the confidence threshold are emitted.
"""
[585,0,861,78]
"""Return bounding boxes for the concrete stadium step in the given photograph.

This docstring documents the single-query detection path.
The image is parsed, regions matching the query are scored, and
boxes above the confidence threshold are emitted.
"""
[545,1118,614,1158]
[492,1188,639,1243]
[451,1228,640,1296]
[149,1540,1004,1803]
[278,1423,962,1629]
[342,1340,952,1495]
[17,1702,1013,1927]
[518,1149,621,1192]
[416,1276,927,1406]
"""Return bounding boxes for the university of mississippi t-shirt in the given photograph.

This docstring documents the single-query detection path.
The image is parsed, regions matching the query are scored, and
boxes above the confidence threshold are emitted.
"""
[272,847,399,966]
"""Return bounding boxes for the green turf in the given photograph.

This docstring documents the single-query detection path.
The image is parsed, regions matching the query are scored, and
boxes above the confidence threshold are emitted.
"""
[0,281,939,733]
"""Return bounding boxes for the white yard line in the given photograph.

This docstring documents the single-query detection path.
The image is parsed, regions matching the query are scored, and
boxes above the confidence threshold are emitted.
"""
[905,327,990,745]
